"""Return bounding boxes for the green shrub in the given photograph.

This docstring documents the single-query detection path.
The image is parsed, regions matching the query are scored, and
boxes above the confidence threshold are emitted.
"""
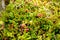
[0,0,60,40]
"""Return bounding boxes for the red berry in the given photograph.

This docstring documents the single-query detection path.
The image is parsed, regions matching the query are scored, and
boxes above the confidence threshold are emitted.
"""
[21,24,26,29]
[37,13,43,18]
[25,28,29,32]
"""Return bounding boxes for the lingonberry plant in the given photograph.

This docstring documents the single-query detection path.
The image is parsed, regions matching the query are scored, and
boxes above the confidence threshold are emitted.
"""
[0,0,60,40]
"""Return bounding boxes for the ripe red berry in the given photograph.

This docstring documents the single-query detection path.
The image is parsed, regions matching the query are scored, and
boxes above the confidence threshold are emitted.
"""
[25,28,29,32]
[37,13,43,18]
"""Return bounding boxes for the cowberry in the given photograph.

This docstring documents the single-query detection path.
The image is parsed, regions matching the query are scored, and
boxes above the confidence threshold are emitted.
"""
[25,28,29,32]
[37,13,43,18]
